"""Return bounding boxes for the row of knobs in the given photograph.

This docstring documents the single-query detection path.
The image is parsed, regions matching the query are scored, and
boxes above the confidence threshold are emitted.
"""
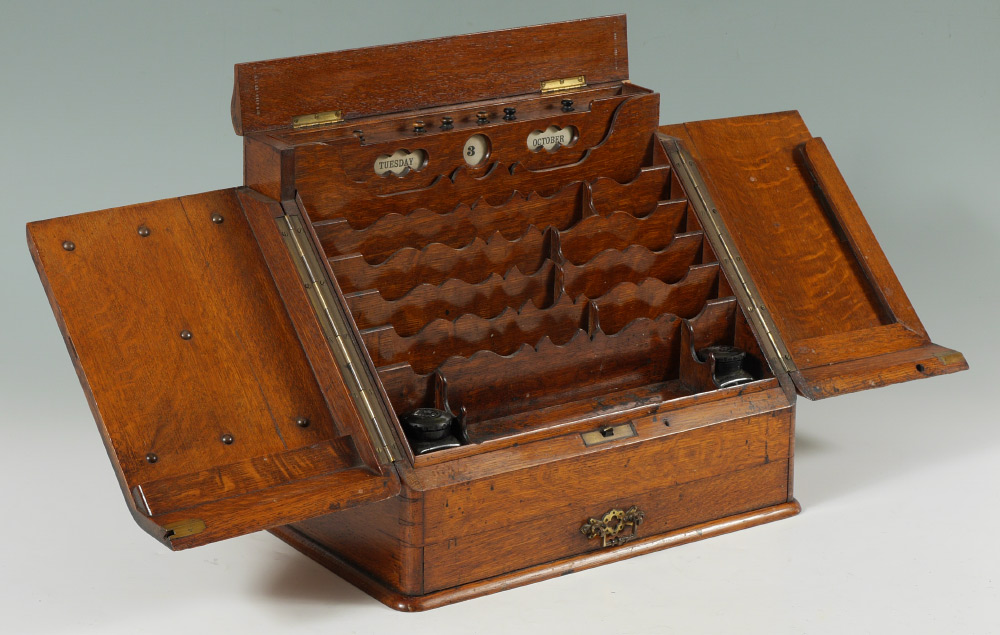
[410,99,575,134]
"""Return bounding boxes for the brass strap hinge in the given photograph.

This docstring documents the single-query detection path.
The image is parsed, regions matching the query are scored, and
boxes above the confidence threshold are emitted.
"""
[540,75,587,94]
[291,109,344,129]
[658,134,798,384]
[276,211,401,464]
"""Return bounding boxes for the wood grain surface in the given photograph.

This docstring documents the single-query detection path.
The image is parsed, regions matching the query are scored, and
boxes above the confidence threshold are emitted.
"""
[232,15,629,134]
[27,188,400,547]
[660,114,967,397]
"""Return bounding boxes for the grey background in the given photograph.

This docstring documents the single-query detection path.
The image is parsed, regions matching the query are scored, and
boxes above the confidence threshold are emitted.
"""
[1,1,997,633]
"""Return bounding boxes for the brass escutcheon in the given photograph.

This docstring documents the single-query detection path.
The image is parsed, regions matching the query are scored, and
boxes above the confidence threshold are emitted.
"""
[580,505,645,548]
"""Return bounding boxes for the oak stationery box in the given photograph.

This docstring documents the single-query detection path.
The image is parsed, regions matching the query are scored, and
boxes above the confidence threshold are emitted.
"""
[27,15,967,610]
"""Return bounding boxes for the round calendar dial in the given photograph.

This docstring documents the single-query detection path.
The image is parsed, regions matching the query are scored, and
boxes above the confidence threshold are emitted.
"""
[463,134,490,167]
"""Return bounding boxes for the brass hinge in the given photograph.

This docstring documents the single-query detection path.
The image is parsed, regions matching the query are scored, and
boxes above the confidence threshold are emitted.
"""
[291,109,344,129]
[658,135,798,385]
[540,75,587,94]
[163,519,206,541]
[275,211,402,464]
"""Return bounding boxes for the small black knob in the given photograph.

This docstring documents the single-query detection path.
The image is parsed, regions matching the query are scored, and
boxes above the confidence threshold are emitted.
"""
[698,345,744,374]
[440,116,454,130]
[137,226,150,237]
[503,107,517,121]
[413,120,426,134]
[476,111,489,125]
[561,99,574,112]
[402,408,454,441]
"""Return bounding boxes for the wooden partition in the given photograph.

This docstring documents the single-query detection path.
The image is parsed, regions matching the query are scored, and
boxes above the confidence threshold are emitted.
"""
[294,92,773,446]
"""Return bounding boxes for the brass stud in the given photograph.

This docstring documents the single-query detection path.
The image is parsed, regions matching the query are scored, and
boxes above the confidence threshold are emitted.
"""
[137,226,150,237]
[210,213,224,224]
[146,453,158,464]
[221,433,234,445]
[296,417,310,428]
[62,241,75,251]
[180,330,192,340]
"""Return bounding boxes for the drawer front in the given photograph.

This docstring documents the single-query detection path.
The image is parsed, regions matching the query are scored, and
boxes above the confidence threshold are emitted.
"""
[422,408,792,591]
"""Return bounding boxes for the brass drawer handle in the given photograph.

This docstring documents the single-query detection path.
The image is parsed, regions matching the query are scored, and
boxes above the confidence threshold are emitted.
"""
[580,506,646,547]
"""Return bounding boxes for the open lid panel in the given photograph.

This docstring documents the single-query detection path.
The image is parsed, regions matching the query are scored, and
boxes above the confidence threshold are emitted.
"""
[27,188,401,550]
[231,15,630,135]
[659,112,967,399]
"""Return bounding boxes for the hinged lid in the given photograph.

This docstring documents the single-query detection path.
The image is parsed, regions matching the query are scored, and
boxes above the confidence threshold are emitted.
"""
[231,14,629,134]
[27,188,401,549]
[660,112,967,399]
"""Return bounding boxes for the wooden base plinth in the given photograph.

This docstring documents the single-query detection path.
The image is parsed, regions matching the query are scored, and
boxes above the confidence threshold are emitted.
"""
[270,499,801,611]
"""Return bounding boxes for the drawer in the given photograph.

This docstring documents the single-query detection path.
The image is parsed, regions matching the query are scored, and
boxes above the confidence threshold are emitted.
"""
[421,408,792,592]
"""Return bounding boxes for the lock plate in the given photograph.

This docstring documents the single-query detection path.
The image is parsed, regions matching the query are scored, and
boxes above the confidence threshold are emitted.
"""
[580,421,636,447]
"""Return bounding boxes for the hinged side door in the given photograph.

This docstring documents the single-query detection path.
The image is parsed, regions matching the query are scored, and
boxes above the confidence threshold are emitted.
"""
[660,112,967,399]
[28,188,400,549]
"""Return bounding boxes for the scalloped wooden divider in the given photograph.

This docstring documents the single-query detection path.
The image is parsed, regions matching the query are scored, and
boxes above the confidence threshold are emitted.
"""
[589,165,672,218]
[362,264,723,374]
[329,227,553,297]
[345,261,559,335]
[362,294,587,372]
[315,183,585,262]
[559,201,688,264]
[562,234,704,298]
[378,313,684,424]
[588,266,720,334]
